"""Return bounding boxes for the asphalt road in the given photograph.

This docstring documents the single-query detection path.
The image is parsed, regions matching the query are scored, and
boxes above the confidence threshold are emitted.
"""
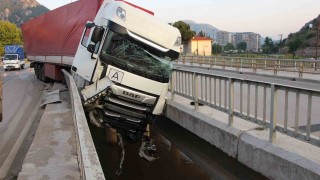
[0,63,48,179]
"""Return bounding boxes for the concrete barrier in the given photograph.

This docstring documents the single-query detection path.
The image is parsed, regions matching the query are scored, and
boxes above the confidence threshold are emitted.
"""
[62,70,105,180]
[165,97,320,180]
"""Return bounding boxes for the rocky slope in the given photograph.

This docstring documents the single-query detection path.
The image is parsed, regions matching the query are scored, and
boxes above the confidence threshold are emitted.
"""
[0,0,49,26]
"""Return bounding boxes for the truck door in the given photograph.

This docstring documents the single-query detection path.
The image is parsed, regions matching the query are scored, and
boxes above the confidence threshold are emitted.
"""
[72,25,105,82]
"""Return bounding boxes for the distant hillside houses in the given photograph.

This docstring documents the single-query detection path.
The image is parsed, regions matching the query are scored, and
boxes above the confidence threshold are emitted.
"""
[215,31,261,52]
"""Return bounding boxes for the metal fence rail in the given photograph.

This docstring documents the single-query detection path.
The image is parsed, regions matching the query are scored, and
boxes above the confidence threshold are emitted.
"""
[170,68,320,146]
[62,70,105,180]
[177,56,320,77]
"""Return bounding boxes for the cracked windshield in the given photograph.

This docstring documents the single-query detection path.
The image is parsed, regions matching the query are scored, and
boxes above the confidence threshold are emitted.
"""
[100,30,173,82]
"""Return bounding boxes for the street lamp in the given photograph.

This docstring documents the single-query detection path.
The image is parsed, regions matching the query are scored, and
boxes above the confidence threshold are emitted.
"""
[316,24,319,60]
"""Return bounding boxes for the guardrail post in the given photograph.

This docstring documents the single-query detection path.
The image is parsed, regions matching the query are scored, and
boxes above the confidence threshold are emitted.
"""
[191,56,193,66]
[299,62,303,77]
[236,59,240,71]
[170,71,175,100]
[306,92,312,141]
[294,90,300,136]
[228,78,234,126]
[269,84,278,143]
[264,59,267,70]
[193,72,199,110]
[230,58,233,68]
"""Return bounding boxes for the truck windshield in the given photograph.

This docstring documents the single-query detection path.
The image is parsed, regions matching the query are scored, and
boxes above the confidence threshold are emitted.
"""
[4,54,18,60]
[100,30,173,83]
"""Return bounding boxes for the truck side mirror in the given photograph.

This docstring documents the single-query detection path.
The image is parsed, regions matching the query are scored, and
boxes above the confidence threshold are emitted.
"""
[91,26,103,44]
[85,22,95,28]
[87,44,95,53]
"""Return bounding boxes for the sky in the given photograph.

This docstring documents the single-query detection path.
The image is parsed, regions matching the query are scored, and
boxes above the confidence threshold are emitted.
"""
[37,0,320,40]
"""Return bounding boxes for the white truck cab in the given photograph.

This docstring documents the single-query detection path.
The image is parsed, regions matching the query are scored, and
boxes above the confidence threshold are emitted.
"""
[71,0,181,144]
[3,54,25,71]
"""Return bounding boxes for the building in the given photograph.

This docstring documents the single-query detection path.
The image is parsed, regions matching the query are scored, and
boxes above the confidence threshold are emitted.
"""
[182,36,213,56]
[232,32,261,52]
[216,31,231,46]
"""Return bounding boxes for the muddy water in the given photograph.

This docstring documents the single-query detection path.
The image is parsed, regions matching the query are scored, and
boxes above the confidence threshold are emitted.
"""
[89,117,266,180]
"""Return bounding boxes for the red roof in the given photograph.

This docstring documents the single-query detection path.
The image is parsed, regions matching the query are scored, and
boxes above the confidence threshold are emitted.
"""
[192,36,213,41]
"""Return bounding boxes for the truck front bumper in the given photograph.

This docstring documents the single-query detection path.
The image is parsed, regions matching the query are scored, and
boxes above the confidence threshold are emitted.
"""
[4,64,20,70]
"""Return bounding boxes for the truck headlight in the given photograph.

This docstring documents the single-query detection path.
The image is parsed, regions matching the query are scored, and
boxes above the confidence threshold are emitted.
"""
[116,7,126,21]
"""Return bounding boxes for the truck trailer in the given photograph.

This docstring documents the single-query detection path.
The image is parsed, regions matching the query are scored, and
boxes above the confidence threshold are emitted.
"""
[22,0,181,160]
[3,45,26,71]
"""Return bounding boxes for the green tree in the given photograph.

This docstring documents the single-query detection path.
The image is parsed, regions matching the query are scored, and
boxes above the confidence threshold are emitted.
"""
[224,43,234,51]
[172,21,196,42]
[0,21,23,56]
[262,36,275,54]
[237,42,247,51]
[288,37,303,55]
[197,30,206,37]
[212,44,222,54]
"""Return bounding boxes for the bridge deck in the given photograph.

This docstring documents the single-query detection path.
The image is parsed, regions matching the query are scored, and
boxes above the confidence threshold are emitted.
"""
[18,83,80,179]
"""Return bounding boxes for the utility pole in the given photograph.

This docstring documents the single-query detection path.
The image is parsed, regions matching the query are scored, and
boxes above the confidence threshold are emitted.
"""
[316,23,319,60]
[278,34,283,43]
[278,34,283,54]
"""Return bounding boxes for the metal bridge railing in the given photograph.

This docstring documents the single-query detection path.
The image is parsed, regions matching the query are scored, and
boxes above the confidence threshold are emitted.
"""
[170,68,320,146]
[177,56,320,77]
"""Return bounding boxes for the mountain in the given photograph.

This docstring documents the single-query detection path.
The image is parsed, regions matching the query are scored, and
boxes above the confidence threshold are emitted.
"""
[284,14,320,57]
[0,0,49,27]
[183,20,219,38]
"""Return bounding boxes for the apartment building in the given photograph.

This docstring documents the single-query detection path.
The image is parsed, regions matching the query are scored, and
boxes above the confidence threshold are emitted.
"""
[232,32,261,52]
[216,31,231,46]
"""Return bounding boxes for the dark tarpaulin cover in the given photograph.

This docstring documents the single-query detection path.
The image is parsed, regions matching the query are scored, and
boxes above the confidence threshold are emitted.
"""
[21,0,103,56]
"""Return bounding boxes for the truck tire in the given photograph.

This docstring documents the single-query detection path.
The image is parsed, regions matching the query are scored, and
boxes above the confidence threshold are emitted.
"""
[41,65,48,82]
[21,64,24,69]
[34,64,40,79]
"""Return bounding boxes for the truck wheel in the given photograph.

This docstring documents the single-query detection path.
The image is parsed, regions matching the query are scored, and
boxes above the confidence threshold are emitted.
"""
[41,65,48,82]
[34,64,39,79]
[21,64,24,69]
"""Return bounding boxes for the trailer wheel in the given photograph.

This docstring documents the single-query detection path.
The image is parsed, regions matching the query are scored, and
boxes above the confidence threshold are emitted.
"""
[41,65,48,82]
[34,64,39,79]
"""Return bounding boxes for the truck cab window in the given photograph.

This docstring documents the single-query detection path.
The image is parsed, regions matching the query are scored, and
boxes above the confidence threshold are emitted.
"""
[100,30,173,82]
[81,27,92,47]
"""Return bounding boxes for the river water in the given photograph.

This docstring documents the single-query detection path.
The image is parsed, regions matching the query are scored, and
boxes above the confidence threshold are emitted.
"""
[89,116,266,180]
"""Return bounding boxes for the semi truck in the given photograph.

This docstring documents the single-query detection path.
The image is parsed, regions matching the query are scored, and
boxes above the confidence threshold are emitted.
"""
[22,0,181,159]
[3,45,26,71]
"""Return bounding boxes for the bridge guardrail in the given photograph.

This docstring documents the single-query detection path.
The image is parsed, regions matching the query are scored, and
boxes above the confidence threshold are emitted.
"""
[62,70,105,180]
[170,67,320,146]
[177,56,320,77]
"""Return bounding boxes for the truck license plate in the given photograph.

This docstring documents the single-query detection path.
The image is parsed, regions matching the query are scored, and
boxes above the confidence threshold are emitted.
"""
[108,68,124,83]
